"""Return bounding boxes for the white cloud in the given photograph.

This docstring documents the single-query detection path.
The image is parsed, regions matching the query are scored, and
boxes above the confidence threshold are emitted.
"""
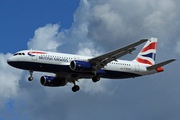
[76,41,100,57]
[143,0,177,36]
[83,0,178,49]
[92,3,125,39]
[71,22,89,39]
[0,53,22,98]
[27,23,63,51]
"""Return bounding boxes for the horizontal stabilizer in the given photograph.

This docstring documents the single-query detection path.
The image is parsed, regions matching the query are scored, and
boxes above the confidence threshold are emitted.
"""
[147,59,176,70]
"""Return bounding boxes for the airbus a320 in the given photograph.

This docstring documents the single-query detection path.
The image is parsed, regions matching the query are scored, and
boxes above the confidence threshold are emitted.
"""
[7,38,176,92]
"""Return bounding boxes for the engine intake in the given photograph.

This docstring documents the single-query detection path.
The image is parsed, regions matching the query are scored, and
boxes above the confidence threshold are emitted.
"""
[40,75,66,87]
[70,60,94,72]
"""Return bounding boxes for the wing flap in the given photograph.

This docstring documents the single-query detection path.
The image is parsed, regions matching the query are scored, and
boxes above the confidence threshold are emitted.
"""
[90,39,148,62]
[88,39,148,72]
[101,48,136,65]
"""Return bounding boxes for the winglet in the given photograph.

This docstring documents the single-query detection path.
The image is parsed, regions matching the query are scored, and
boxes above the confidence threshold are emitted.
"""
[147,59,176,71]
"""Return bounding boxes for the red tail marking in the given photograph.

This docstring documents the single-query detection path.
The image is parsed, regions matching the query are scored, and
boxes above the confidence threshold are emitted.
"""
[136,57,153,65]
[141,42,157,52]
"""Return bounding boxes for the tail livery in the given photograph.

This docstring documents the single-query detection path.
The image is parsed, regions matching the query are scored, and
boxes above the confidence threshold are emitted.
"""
[134,37,176,72]
[134,38,157,65]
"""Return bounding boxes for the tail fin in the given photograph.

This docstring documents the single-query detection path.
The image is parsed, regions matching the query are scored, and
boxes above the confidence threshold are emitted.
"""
[134,37,158,65]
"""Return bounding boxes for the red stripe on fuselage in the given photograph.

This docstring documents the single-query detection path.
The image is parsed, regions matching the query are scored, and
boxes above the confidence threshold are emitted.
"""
[136,57,153,65]
[28,52,47,54]
[141,42,157,52]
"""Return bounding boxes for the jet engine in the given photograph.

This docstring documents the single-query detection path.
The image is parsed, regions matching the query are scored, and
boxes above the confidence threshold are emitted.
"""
[40,75,67,87]
[70,60,94,72]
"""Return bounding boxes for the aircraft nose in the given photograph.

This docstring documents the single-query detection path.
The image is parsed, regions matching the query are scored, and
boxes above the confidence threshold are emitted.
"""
[7,58,11,65]
[7,56,23,69]
[7,57,14,66]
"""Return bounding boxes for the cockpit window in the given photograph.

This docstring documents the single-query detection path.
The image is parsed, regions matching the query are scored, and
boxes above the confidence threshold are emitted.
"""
[14,53,25,56]
[14,53,18,56]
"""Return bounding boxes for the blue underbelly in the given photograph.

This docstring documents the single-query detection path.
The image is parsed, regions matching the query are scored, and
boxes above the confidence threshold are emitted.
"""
[9,61,141,79]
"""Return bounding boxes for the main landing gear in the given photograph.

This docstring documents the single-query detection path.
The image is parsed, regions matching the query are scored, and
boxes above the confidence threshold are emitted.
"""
[28,70,33,81]
[72,85,80,92]
[71,78,80,92]
[92,76,100,83]
[71,76,100,92]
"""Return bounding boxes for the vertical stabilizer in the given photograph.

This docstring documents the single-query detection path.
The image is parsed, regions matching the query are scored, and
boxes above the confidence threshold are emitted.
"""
[134,38,158,65]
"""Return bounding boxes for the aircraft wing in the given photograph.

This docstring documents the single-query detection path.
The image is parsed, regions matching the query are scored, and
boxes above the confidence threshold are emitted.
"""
[88,39,148,71]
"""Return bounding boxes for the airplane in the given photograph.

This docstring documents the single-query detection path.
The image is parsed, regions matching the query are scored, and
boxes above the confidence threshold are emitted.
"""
[7,38,176,92]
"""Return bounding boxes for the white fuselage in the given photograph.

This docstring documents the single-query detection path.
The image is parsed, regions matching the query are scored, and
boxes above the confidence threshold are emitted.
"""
[7,50,158,79]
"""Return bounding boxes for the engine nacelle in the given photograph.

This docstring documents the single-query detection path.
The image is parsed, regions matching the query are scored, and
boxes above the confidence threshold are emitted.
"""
[70,60,94,72]
[40,75,66,87]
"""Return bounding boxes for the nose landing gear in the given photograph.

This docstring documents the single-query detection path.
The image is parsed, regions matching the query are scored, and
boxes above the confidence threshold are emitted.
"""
[28,70,33,81]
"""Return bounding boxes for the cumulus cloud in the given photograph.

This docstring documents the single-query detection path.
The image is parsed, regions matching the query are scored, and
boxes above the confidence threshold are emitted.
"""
[143,0,177,36]
[0,53,22,98]
[27,23,64,51]
[76,41,101,56]
[0,53,22,112]
[84,0,178,50]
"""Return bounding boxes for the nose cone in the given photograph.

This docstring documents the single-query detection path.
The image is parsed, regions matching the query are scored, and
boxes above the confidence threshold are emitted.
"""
[7,56,26,70]
[7,58,11,65]
[7,57,15,66]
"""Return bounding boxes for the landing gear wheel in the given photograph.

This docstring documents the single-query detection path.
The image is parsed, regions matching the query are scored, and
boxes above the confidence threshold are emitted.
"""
[72,85,80,92]
[28,77,33,81]
[28,70,33,81]
[92,76,100,83]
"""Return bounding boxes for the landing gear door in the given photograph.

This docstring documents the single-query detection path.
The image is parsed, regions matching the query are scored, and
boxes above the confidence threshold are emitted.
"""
[134,62,139,72]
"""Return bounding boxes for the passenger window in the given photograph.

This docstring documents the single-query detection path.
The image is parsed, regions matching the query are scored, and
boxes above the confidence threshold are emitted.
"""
[22,53,25,55]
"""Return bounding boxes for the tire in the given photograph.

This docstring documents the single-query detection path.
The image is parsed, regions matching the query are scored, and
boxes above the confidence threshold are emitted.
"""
[92,76,100,83]
[28,77,33,81]
[72,85,80,92]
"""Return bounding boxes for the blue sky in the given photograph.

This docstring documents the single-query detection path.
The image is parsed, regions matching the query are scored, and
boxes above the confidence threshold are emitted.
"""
[0,0,79,53]
[1,0,180,120]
